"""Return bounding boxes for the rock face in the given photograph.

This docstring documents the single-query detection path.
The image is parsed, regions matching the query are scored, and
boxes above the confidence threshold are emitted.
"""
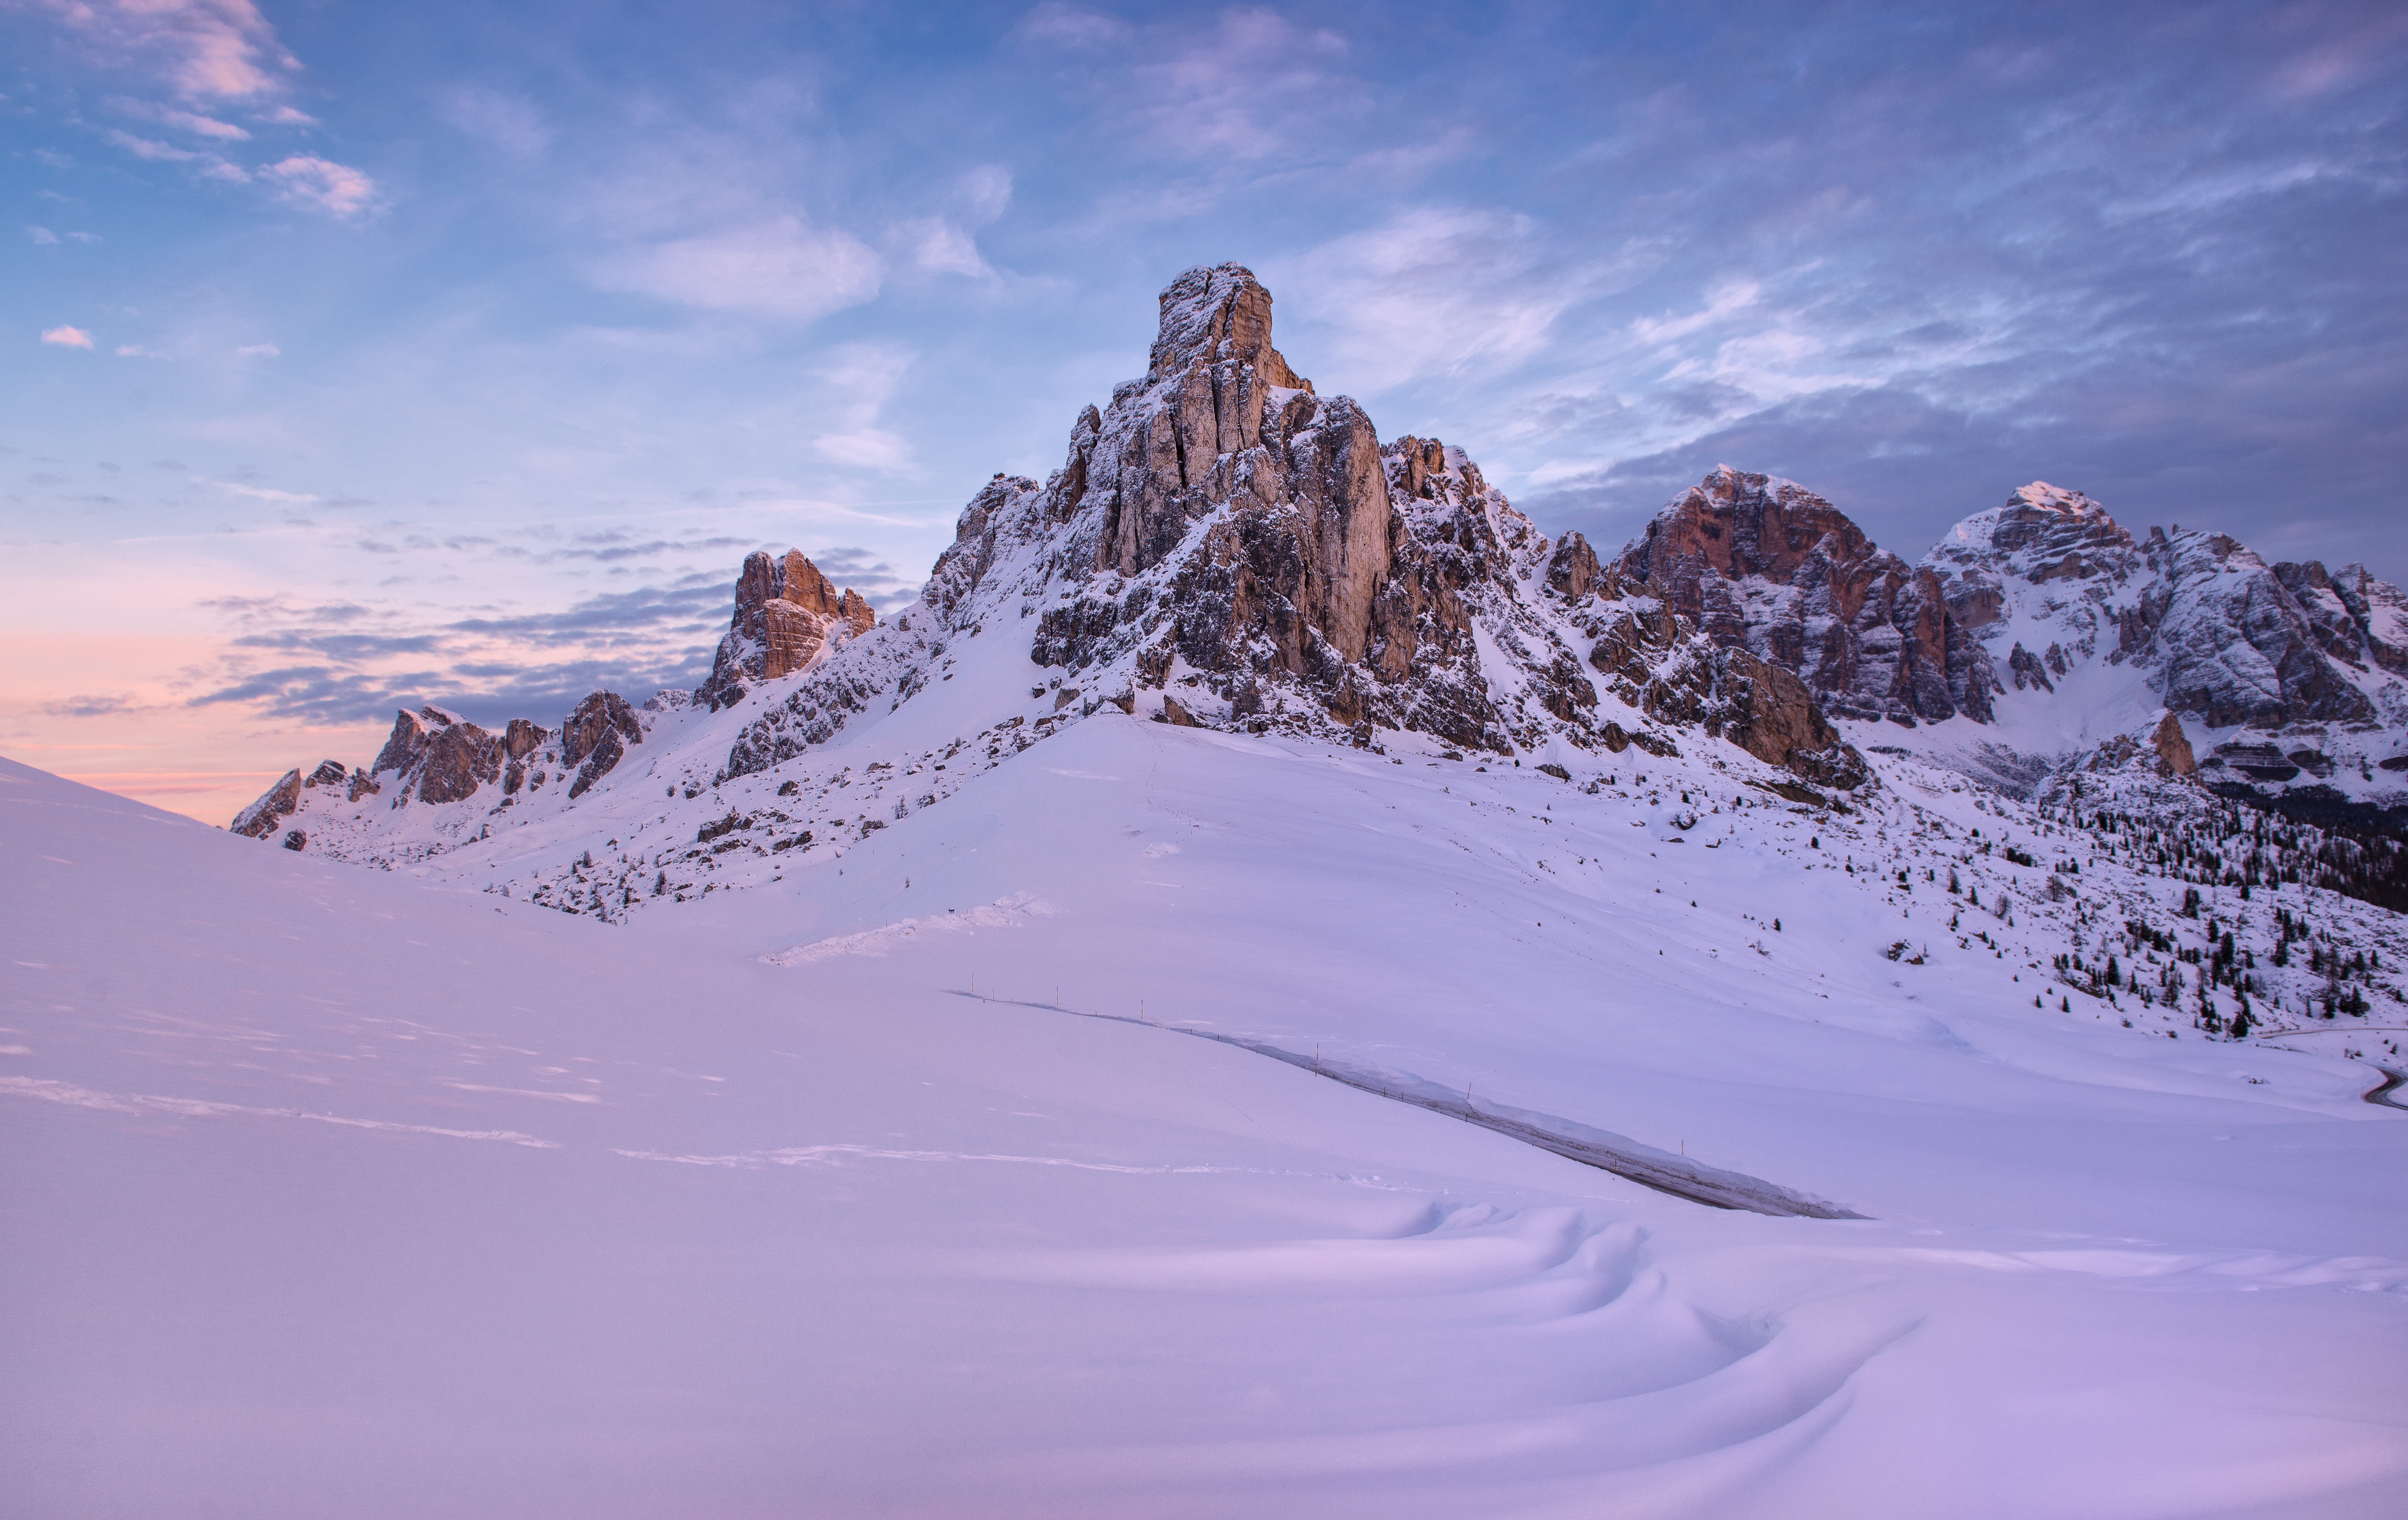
[561,691,643,799]
[231,758,365,840]
[231,768,303,839]
[697,548,881,710]
[728,263,1865,789]
[1572,591,1867,788]
[1612,467,1995,727]
[1918,482,2408,824]
[916,268,1655,756]
[370,705,507,805]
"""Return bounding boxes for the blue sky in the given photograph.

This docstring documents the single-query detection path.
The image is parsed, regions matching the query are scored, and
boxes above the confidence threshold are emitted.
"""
[5,0,2405,818]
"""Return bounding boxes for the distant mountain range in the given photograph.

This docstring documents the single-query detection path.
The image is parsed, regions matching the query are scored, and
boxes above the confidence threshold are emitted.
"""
[231,265,2408,884]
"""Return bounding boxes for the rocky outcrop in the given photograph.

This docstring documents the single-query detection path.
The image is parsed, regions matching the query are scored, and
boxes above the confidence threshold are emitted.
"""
[231,758,363,839]
[730,263,1867,788]
[1904,482,2408,825]
[911,266,1605,757]
[231,768,303,838]
[355,704,562,808]
[697,548,881,710]
[1613,467,1996,726]
[561,691,642,799]
[1578,598,1867,788]
[369,705,506,805]
[2151,711,2197,777]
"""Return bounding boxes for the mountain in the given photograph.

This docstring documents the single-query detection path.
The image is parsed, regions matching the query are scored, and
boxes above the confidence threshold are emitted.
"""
[1923,483,2408,825]
[1609,470,2408,832]
[21,265,2408,1514]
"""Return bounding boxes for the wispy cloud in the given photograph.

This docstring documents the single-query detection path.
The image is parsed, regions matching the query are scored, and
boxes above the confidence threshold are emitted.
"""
[40,325,95,349]
[810,344,917,472]
[104,127,200,162]
[41,693,162,719]
[589,216,881,320]
[28,226,60,245]
[261,155,378,217]
[438,86,553,158]
[1021,5,1362,164]
[1274,208,1616,388]
[40,0,297,102]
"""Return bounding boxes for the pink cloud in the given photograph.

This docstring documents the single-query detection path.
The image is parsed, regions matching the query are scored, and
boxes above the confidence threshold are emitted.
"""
[41,325,96,349]
[40,0,297,101]
[262,155,378,217]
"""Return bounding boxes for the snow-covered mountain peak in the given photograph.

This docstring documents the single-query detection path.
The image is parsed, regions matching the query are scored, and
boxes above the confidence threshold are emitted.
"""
[1142,261,1310,395]
[1934,481,2142,588]
[1609,465,1995,728]
[1901,485,2408,825]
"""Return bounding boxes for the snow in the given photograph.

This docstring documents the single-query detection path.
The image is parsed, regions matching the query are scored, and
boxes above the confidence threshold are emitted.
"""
[10,707,2408,1515]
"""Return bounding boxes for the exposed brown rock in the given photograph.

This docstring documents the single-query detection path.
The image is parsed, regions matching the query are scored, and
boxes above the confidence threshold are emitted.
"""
[2151,712,2196,777]
[1546,532,1604,599]
[562,690,643,799]
[415,718,503,805]
[1159,694,1203,727]
[1613,467,1993,726]
[698,548,882,707]
[231,768,303,838]
[760,598,828,678]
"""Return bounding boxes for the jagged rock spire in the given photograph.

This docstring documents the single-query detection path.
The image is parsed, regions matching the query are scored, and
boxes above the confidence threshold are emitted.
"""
[698,548,880,710]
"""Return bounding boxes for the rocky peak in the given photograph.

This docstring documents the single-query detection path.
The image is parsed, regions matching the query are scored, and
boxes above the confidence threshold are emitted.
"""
[1610,467,1995,727]
[1145,262,1308,397]
[698,547,881,710]
[560,691,643,799]
[731,267,1869,791]
[1930,483,2142,591]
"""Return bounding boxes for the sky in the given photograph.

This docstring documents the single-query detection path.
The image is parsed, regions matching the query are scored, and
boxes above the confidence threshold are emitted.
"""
[5,0,2405,824]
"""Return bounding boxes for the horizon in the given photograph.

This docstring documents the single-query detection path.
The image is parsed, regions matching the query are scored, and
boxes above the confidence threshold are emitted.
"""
[7,1,2405,825]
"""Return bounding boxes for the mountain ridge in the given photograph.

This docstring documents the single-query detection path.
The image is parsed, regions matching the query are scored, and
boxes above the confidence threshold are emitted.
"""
[226,265,2408,909]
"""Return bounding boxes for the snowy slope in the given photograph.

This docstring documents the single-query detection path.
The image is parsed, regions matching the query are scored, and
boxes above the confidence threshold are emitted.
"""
[26,261,2408,1513]
[10,734,2408,1516]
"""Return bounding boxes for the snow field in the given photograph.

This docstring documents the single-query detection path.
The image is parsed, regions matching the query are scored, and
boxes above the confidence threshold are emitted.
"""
[10,718,2408,1516]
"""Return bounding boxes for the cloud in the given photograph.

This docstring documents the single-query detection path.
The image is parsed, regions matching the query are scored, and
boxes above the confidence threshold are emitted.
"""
[439,87,553,158]
[589,216,882,320]
[110,95,251,139]
[958,164,1013,224]
[41,326,95,349]
[1632,282,1764,347]
[216,480,316,503]
[1014,3,1132,50]
[40,0,297,101]
[1026,6,1360,163]
[41,693,161,719]
[810,344,916,472]
[158,107,248,140]
[105,128,200,162]
[1274,208,1610,388]
[234,342,280,356]
[261,155,379,217]
[115,344,167,358]
[187,575,741,726]
[28,226,60,245]
[903,219,992,278]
